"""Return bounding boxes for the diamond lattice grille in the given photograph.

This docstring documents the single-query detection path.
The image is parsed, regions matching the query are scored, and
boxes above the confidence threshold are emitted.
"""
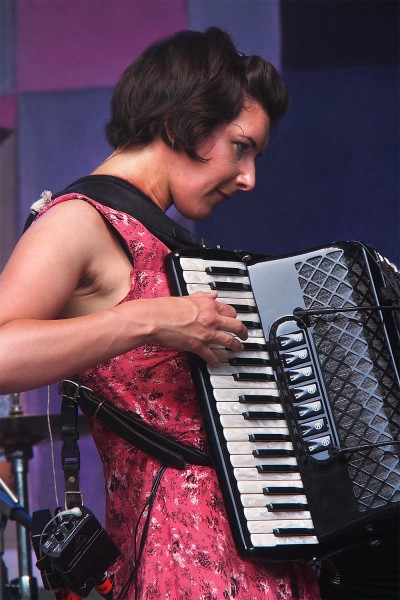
[295,247,400,511]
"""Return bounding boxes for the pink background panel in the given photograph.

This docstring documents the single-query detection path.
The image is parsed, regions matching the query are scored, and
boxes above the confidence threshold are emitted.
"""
[17,0,187,92]
[0,94,17,129]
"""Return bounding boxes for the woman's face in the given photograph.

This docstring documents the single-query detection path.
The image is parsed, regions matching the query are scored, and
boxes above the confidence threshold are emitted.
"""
[167,99,271,220]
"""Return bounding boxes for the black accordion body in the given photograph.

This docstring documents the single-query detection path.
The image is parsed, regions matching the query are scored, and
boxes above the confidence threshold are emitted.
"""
[166,241,400,562]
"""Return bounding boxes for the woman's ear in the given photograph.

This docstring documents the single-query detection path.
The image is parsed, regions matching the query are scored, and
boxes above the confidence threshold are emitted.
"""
[164,119,174,149]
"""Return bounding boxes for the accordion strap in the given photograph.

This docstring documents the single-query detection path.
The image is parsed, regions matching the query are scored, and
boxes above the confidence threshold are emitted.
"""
[59,379,212,471]
[24,175,215,251]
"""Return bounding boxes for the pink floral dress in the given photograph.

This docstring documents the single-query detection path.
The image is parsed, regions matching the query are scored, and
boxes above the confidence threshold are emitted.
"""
[39,194,321,600]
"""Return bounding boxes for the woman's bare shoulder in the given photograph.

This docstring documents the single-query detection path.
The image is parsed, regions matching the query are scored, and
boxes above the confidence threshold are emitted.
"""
[33,197,109,236]
[0,199,111,321]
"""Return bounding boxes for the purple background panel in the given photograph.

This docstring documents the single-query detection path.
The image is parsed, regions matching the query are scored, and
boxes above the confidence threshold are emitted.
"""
[0,132,17,270]
[18,87,113,232]
[188,0,281,69]
[0,0,16,95]
[17,0,187,92]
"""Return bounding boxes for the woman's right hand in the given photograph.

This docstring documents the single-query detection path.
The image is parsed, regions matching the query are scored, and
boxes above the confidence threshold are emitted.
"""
[132,291,248,366]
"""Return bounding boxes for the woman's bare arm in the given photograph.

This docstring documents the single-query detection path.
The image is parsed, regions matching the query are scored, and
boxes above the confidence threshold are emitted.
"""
[0,201,247,393]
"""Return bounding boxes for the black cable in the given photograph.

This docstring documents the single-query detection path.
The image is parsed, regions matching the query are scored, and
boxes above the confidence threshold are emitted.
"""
[329,439,400,459]
[293,304,399,324]
[118,465,167,599]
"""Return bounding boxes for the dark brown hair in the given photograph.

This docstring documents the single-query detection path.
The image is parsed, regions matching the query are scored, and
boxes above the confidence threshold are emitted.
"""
[105,27,289,160]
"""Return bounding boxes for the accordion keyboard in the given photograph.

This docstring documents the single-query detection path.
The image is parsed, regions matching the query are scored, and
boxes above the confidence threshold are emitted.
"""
[172,254,318,556]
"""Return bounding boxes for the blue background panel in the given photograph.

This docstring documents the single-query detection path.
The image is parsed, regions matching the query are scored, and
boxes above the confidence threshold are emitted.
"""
[197,65,399,263]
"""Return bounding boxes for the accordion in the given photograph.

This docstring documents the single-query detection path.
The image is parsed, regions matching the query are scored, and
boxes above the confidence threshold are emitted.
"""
[166,240,400,561]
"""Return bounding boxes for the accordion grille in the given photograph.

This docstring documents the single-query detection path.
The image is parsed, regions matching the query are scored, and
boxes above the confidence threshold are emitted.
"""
[295,247,400,511]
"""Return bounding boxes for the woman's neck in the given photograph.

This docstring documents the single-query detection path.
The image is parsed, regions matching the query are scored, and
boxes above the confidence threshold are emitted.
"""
[91,141,173,212]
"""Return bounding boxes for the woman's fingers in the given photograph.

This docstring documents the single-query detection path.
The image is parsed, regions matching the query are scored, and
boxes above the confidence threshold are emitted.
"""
[147,293,249,364]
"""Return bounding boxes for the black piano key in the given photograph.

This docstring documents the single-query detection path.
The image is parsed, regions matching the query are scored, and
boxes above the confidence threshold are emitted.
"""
[229,358,271,367]
[210,281,252,291]
[240,394,278,404]
[205,266,247,276]
[242,342,269,351]
[257,464,299,473]
[233,373,275,382]
[253,449,295,458]
[243,411,284,420]
[240,320,260,329]
[273,527,315,537]
[263,486,304,495]
[267,503,309,512]
[229,305,256,314]
[250,433,291,442]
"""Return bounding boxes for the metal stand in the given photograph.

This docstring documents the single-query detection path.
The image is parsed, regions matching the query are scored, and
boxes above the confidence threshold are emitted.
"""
[1,395,38,600]
[3,447,37,600]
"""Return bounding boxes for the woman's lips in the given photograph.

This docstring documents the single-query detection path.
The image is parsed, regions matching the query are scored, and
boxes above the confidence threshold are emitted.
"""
[216,188,231,201]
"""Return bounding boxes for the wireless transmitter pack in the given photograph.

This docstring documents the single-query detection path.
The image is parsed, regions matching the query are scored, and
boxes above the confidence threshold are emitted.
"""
[32,506,119,597]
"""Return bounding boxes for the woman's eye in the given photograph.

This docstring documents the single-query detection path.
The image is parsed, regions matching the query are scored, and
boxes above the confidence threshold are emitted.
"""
[235,142,249,155]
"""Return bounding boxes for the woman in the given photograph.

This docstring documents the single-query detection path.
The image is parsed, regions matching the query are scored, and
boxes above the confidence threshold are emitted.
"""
[0,28,320,599]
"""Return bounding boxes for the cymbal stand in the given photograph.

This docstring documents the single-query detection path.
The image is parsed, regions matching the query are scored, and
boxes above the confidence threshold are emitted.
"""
[3,394,38,600]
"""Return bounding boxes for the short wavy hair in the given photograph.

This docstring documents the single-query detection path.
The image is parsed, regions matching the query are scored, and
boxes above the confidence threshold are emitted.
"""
[105,27,289,161]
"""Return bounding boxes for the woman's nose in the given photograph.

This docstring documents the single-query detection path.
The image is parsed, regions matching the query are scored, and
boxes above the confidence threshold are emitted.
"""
[236,161,256,192]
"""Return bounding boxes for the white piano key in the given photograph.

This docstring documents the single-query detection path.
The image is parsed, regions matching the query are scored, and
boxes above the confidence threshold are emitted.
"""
[187,283,253,304]
[186,283,254,298]
[179,258,247,271]
[247,519,314,534]
[213,388,279,402]
[223,427,289,442]
[216,297,257,309]
[209,341,267,350]
[246,328,264,338]
[240,337,266,344]
[237,480,304,494]
[240,494,308,507]
[244,507,311,521]
[210,338,267,351]
[240,494,271,507]
[213,349,270,362]
[227,441,294,455]
[211,376,275,389]
[236,313,260,323]
[230,455,298,468]
[208,364,274,376]
[234,468,301,481]
[220,415,288,428]
[183,271,250,285]
[217,402,283,415]
[250,533,318,547]
[186,283,212,293]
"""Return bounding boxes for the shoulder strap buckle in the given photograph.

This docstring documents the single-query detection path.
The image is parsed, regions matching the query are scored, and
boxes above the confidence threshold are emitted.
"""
[58,378,81,402]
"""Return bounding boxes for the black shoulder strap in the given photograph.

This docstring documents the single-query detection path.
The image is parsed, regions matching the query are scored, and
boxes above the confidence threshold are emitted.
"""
[59,379,212,471]
[25,175,215,251]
